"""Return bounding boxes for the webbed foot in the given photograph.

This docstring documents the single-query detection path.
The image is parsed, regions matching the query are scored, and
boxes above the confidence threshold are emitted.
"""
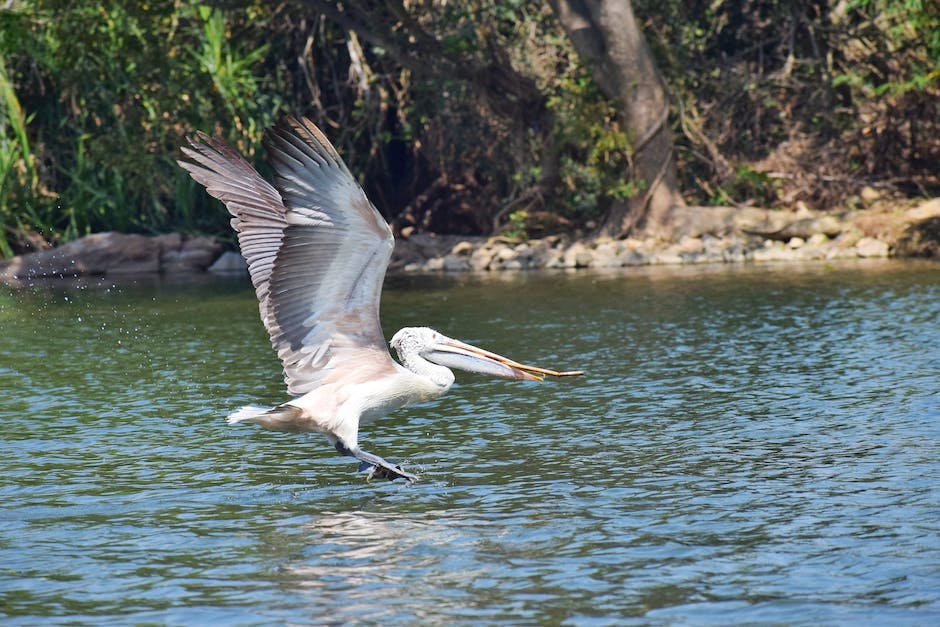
[358,460,419,483]
[336,441,418,483]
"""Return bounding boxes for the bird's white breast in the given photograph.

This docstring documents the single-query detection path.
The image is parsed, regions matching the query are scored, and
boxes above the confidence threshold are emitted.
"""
[351,369,447,426]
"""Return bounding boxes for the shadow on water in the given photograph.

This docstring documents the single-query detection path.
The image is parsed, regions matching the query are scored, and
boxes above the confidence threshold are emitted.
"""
[1,259,938,624]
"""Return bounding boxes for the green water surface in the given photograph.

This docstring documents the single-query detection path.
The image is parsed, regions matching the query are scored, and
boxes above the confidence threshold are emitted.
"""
[1,260,938,625]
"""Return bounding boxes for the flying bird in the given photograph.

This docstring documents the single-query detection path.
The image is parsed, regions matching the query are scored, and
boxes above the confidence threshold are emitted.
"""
[179,116,582,482]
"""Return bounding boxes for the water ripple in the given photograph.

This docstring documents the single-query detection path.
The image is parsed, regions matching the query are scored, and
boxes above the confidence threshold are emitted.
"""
[1,263,938,624]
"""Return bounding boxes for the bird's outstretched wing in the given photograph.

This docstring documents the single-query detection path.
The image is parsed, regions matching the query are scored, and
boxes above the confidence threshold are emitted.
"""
[179,116,397,394]
[178,131,285,309]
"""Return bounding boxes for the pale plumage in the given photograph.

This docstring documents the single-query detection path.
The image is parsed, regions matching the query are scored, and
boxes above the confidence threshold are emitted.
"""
[179,117,581,482]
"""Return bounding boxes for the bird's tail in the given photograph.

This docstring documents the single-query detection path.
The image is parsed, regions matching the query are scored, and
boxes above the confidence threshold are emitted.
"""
[226,403,307,432]
[226,405,271,425]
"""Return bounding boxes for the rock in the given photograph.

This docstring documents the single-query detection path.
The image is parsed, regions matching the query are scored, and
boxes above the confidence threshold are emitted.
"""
[771,214,847,241]
[442,254,470,272]
[0,232,161,280]
[807,232,830,246]
[621,249,649,266]
[751,240,790,262]
[500,258,526,270]
[787,237,806,249]
[161,236,223,272]
[450,241,475,257]
[496,246,517,262]
[154,232,183,252]
[469,247,495,271]
[208,251,248,274]
[893,198,940,257]
[424,257,445,271]
[733,207,798,237]
[562,242,593,268]
[721,239,747,263]
[529,239,558,267]
[403,233,454,259]
[591,242,621,267]
[678,236,704,254]
[855,237,889,258]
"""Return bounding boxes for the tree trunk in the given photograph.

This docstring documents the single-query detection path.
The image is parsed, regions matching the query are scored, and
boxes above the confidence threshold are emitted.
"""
[549,0,684,239]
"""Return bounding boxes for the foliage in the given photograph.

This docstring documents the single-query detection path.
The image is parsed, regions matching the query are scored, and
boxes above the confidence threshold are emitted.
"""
[0,54,35,257]
[547,73,637,221]
[0,0,282,253]
[503,209,530,241]
[832,0,940,96]
[0,0,937,255]
[641,0,939,208]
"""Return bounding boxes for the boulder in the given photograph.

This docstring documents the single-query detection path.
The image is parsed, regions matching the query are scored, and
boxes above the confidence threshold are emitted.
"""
[0,232,161,280]
[562,242,593,268]
[161,236,223,272]
[450,240,475,257]
[0,231,230,284]
[208,251,248,274]
[893,198,940,257]
[442,254,470,272]
[855,237,889,258]
[469,247,495,271]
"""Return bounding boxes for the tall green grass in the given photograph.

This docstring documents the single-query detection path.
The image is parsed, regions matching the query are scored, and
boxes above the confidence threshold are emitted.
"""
[0,2,280,257]
[0,55,36,257]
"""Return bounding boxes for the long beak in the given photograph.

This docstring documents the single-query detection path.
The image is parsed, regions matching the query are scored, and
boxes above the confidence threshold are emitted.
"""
[425,338,584,381]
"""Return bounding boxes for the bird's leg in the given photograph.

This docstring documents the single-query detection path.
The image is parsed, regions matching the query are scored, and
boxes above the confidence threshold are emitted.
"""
[334,441,418,483]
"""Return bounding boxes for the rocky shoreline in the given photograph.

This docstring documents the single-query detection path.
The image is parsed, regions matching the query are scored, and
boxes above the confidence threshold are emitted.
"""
[1,200,937,286]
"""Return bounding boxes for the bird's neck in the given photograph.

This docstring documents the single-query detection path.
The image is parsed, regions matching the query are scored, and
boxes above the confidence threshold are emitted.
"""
[401,354,455,390]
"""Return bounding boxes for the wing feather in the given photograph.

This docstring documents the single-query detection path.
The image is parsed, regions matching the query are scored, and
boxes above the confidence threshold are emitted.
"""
[179,117,397,396]
[177,133,285,312]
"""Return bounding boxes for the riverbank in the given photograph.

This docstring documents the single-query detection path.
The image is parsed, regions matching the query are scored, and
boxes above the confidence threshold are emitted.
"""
[1,199,937,286]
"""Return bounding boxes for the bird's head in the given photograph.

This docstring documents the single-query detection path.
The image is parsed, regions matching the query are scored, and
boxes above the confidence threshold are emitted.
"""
[390,327,583,381]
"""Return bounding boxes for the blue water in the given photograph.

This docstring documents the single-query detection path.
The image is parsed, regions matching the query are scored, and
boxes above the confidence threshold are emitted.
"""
[1,260,938,625]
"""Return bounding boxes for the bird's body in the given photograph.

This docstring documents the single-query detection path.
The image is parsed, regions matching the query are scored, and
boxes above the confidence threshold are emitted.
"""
[179,117,581,482]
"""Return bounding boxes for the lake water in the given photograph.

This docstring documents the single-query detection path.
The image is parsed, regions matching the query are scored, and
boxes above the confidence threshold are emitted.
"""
[1,260,938,625]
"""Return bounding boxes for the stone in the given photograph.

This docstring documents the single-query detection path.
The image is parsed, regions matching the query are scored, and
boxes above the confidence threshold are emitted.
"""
[161,236,223,272]
[787,237,806,249]
[0,232,162,280]
[424,257,445,271]
[442,254,470,272]
[893,198,940,257]
[500,258,526,270]
[469,248,495,271]
[678,236,704,254]
[562,242,593,268]
[855,237,889,258]
[496,246,517,262]
[208,251,248,274]
[751,240,789,262]
[528,240,556,267]
[154,232,183,252]
[621,250,649,266]
[650,245,683,265]
[807,232,830,246]
[592,242,621,267]
[450,241,475,256]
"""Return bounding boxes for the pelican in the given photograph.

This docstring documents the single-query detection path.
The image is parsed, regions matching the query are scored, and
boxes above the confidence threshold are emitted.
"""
[178,116,582,482]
